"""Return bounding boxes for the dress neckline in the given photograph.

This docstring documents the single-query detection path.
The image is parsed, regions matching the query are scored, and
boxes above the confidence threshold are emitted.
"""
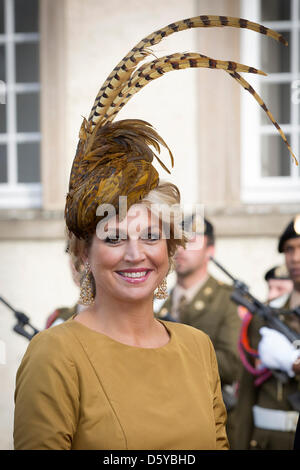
[69,315,174,351]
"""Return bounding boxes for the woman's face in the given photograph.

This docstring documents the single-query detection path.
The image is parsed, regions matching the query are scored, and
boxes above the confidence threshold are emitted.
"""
[87,205,169,303]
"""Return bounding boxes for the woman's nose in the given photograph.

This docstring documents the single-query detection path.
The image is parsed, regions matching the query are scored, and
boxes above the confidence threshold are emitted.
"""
[123,239,146,263]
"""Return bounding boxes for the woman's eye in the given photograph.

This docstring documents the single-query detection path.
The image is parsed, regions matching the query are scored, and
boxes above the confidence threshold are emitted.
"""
[104,236,122,244]
[146,233,160,240]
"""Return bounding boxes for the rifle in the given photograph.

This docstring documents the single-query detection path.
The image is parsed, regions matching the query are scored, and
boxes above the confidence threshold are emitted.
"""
[0,296,39,341]
[210,256,300,412]
[210,256,300,347]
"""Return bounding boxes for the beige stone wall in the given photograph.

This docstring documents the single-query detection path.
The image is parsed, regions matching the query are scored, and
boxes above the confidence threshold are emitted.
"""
[41,0,200,210]
[195,0,242,207]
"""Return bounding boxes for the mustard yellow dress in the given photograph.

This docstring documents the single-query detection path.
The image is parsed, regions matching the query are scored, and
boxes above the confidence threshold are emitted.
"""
[14,318,228,450]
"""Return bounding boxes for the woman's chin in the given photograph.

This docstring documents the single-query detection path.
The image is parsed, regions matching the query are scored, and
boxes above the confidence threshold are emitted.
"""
[112,288,155,303]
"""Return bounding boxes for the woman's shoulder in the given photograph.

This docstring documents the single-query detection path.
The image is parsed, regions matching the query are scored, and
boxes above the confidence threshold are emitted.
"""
[15,321,82,395]
[34,317,75,341]
[21,319,78,363]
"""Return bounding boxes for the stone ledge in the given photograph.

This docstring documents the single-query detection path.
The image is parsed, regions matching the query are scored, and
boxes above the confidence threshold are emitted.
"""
[205,204,299,237]
[0,210,66,240]
[209,213,295,238]
[0,209,64,221]
[0,218,66,240]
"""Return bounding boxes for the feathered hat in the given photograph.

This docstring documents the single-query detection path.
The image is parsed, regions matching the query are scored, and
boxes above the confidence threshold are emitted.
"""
[65,15,297,239]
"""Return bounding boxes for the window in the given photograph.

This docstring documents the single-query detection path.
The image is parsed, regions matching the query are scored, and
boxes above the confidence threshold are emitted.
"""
[0,0,41,209]
[241,0,300,203]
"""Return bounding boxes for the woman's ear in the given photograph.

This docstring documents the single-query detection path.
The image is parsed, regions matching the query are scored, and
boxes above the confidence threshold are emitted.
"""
[81,248,89,265]
[78,239,90,266]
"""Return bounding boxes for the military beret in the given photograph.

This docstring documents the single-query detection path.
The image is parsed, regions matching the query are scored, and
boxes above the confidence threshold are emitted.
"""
[264,265,290,281]
[278,215,300,252]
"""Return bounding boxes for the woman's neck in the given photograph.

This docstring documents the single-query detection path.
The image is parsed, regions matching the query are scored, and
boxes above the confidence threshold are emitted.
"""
[76,294,168,347]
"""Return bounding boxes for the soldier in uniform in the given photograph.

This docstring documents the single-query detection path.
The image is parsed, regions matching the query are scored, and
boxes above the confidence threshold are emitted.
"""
[234,215,300,450]
[157,213,241,446]
[264,265,293,302]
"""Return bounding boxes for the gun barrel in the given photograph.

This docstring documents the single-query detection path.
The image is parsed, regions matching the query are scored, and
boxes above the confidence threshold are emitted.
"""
[211,257,300,344]
[0,296,15,313]
[1,295,39,340]
[210,256,237,282]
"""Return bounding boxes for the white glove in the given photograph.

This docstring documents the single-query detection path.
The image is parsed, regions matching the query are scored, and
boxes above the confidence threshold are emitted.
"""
[258,327,300,377]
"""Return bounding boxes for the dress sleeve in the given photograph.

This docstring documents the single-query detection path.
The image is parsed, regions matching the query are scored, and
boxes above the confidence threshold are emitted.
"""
[208,336,230,450]
[14,328,79,450]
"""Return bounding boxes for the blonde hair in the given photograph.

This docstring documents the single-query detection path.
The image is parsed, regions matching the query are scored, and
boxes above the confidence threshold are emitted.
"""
[137,181,186,272]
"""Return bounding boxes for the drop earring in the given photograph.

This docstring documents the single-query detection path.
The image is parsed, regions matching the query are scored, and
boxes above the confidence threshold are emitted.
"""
[154,278,168,299]
[79,261,94,305]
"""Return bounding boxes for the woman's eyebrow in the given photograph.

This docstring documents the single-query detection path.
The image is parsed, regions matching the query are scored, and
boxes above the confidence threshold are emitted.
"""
[143,225,161,231]
[139,225,162,234]
[105,228,128,238]
[104,224,162,238]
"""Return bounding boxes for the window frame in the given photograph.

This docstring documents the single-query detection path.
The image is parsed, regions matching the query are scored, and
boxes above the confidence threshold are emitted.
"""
[241,0,300,204]
[0,0,41,209]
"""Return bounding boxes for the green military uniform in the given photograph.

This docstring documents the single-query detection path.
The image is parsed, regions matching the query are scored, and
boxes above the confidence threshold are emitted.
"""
[157,274,241,447]
[234,295,300,450]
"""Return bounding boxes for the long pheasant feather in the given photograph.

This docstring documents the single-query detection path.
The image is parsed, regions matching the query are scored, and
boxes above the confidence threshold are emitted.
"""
[101,53,266,123]
[65,16,297,239]
[227,70,298,166]
[88,15,287,128]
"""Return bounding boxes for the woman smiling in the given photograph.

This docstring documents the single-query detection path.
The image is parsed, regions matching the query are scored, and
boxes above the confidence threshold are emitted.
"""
[73,189,180,349]
[14,183,229,450]
[13,14,287,450]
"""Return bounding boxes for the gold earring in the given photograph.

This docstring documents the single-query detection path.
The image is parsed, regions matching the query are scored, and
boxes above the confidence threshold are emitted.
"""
[154,278,168,299]
[79,262,94,305]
